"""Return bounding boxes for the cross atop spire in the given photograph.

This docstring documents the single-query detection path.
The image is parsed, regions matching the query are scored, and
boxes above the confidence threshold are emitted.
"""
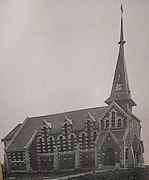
[105,5,136,112]
[118,5,126,45]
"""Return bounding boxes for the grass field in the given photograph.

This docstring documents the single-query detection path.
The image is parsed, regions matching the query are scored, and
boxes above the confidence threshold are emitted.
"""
[68,167,149,180]
[4,166,149,180]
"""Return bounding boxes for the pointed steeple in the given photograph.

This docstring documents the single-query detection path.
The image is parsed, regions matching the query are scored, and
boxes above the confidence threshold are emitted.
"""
[105,5,136,112]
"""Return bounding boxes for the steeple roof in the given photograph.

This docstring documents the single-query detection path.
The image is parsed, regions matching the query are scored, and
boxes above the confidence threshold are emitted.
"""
[105,5,136,107]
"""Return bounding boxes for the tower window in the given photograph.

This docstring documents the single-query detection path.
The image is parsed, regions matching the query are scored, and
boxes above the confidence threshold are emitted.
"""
[105,120,110,128]
[111,111,116,127]
[118,118,122,127]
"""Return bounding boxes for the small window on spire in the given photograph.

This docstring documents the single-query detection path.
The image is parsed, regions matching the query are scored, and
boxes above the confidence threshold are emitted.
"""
[115,83,122,92]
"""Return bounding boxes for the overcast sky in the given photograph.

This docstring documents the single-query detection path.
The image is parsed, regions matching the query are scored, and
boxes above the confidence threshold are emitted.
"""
[0,0,149,164]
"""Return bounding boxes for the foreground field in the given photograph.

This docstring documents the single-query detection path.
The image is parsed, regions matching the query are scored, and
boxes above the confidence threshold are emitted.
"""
[5,166,149,180]
[68,167,149,180]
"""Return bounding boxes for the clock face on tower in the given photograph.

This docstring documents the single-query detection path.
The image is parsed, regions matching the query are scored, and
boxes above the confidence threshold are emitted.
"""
[115,83,122,91]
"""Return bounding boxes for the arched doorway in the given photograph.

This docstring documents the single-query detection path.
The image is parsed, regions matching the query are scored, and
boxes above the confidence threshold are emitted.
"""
[104,148,115,165]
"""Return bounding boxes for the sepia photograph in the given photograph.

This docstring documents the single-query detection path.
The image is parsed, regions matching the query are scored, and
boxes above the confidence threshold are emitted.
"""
[0,0,149,179]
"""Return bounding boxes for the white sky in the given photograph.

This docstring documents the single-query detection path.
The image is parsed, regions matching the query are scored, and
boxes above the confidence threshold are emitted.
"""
[0,0,149,164]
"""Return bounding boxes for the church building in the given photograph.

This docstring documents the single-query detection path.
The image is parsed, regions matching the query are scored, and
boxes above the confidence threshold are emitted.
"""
[2,6,144,173]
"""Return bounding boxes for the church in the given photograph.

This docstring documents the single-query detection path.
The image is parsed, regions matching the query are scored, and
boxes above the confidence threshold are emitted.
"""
[2,6,144,173]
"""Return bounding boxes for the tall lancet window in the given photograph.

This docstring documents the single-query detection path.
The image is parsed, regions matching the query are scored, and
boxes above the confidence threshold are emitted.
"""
[93,131,97,142]
[106,119,110,128]
[70,134,75,151]
[42,126,48,152]
[64,123,68,151]
[111,111,116,127]
[87,120,91,149]
[39,138,43,153]
[82,133,86,150]
[49,137,53,153]
[60,136,63,152]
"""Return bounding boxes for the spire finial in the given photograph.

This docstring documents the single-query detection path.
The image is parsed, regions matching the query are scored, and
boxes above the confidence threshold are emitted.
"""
[120,4,123,19]
[118,4,126,44]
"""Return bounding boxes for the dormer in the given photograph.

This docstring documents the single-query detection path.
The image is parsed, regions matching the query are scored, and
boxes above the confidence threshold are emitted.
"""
[41,119,52,136]
[85,112,96,132]
[62,116,73,136]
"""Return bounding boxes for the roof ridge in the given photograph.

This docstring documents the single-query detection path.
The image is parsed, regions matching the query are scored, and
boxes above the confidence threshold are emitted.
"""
[28,106,108,119]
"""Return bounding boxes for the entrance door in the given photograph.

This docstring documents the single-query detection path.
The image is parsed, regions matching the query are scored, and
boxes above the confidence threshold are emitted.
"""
[104,148,115,165]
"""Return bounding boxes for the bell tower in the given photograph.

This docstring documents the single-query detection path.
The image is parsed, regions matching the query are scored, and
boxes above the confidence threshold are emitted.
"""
[105,5,136,112]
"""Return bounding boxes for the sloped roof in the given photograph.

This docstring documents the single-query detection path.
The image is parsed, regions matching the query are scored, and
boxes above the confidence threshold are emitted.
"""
[2,124,22,141]
[7,106,107,152]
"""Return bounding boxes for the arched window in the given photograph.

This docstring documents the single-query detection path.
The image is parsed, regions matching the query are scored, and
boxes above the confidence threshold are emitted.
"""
[64,123,68,134]
[118,118,122,127]
[60,136,63,152]
[63,123,68,151]
[87,120,91,131]
[82,133,86,149]
[42,126,48,152]
[39,138,43,153]
[93,131,97,142]
[87,120,91,149]
[125,147,128,164]
[105,120,110,128]
[42,126,47,136]
[49,137,53,153]
[111,111,116,127]
[70,134,75,151]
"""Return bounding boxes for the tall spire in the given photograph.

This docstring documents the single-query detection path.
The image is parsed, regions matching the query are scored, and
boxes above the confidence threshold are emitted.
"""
[105,5,136,112]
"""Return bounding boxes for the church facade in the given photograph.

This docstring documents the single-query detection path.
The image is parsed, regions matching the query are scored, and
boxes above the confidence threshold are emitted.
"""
[2,7,144,173]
